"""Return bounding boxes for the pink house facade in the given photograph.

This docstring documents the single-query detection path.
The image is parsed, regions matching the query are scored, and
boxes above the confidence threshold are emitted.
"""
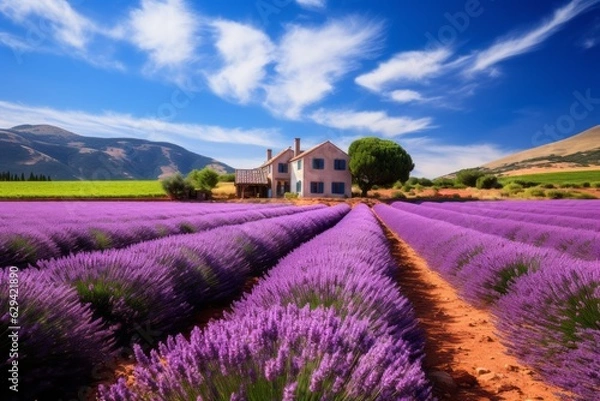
[234,138,352,198]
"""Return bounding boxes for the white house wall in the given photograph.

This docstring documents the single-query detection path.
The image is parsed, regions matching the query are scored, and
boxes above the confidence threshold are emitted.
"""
[297,142,352,198]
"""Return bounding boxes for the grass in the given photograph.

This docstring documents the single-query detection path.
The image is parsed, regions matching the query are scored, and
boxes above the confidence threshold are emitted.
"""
[499,170,600,185]
[0,180,167,198]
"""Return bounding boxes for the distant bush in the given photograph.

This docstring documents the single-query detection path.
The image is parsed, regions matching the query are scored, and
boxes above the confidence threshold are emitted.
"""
[594,182,600,188]
[502,183,524,197]
[456,168,485,187]
[511,180,540,188]
[284,192,299,199]
[453,183,467,189]
[218,173,235,182]
[402,184,413,192]
[476,175,500,189]
[188,168,220,192]
[546,189,566,199]
[542,183,555,189]
[582,182,591,188]
[371,185,380,190]
[407,177,434,187]
[559,183,581,189]
[392,181,403,189]
[525,188,546,198]
[161,174,194,200]
[432,177,455,188]
[391,191,406,200]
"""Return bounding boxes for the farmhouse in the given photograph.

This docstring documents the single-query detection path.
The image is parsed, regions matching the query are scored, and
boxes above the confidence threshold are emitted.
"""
[235,138,352,198]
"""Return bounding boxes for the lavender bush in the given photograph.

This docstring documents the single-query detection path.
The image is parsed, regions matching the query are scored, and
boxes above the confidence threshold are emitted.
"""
[38,250,190,345]
[495,265,600,400]
[99,305,430,401]
[0,268,115,400]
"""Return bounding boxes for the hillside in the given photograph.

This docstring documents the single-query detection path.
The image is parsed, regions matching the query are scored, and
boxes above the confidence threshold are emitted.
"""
[0,125,233,180]
[481,125,600,176]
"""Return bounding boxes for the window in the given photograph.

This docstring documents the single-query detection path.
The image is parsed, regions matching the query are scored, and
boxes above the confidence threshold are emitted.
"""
[297,160,302,170]
[312,158,324,169]
[334,159,346,170]
[332,182,345,194]
[310,181,324,194]
[296,180,302,193]
[278,163,288,173]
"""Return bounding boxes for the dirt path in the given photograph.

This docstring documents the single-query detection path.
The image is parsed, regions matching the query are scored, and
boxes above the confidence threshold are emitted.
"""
[381,223,566,401]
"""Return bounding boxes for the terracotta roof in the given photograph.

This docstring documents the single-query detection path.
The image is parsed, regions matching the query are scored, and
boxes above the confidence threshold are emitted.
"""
[234,168,269,185]
[289,140,348,162]
[259,147,293,168]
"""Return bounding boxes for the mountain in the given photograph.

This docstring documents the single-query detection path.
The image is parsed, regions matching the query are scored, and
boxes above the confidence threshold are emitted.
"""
[480,125,600,176]
[0,125,234,180]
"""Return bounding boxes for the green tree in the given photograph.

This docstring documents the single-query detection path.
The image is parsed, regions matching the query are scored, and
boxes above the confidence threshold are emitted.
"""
[456,168,485,187]
[187,167,220,192]
[161,173,194,200]
[348,137,414,197]
[218,173,235,182]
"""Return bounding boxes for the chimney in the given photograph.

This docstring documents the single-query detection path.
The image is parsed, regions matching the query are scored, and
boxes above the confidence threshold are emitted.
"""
[266,148,272,161]
[294,138,300,157]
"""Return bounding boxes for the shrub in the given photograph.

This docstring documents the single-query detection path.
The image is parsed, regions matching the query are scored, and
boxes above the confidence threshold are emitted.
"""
[546,189,566,199]
[503,183,524,195]
[391,191,406,199]
[476,174,500,189]
[560,183,581,189]
[525,188,546,198]
[572,192,597,199]
[432,177,455,188]
[402,184,413,192]
[582,182,591,188]
[188,168,220,192]
[161,173,194,200]
[40,250,190,345]
[543,183,555,189]
[593,182,600,188]
[453,183,467,189]
[512,180,540,188]
[456,168,485,187]
[284,192,299,199]
[0,269,115,400]
[218,173,235,182]
[392,180,403,189]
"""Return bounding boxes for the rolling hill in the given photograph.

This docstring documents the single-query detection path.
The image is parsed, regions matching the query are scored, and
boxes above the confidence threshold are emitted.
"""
[0,125,233,180]
[481,125,600,176]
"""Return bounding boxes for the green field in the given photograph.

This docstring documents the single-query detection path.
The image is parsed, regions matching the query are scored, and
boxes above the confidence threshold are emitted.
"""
[499,170,600,185]
[0,180,167,198]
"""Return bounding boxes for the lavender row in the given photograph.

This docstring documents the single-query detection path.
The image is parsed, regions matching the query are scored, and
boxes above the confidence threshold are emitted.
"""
[391,201,600,261]
[421,201,600,232]
[99,205,432,401]
[1,205,349,400]
[0,203,325,267]
[457,199,600,219]
[0,201,282,226]
[375,204,600,400]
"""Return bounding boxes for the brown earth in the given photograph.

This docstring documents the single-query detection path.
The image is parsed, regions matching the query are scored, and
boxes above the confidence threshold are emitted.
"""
[381,222,568,401]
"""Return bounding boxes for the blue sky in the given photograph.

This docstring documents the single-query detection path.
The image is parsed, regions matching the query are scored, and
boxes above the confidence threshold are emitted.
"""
[0,0,599,177]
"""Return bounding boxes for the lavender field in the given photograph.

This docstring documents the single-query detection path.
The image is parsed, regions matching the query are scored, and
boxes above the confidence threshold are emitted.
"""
[375,200,600,400]
[1,200,599,400]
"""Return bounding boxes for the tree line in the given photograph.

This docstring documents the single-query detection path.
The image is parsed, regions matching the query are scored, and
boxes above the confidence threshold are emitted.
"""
[0,171,52,181]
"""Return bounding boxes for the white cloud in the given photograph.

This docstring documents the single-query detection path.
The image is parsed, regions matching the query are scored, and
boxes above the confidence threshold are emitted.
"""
[0,31,37,52]
[0,0,93,49]
[207,20,274,104]
[264,17,382,119]
[399,137,511,178]
[355,48,452,92]
[389,89,424,104]
[0,100,281,148]
[469,0,600,73]
[310,108,433,137]
[296,0,326,9]
[124,0,199,69]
